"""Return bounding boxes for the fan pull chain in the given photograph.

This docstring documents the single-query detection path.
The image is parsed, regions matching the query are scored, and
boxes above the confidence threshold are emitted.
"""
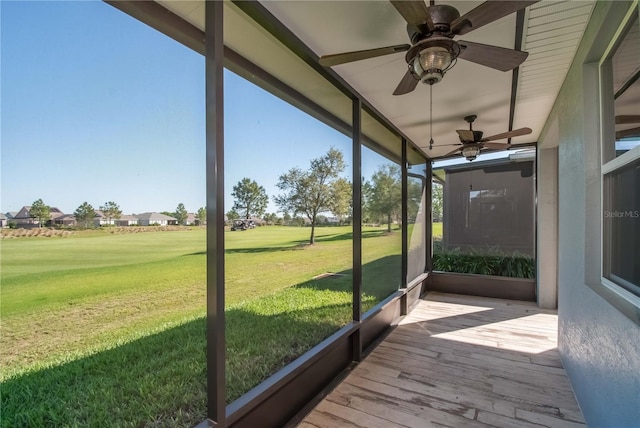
[429,83,434,150]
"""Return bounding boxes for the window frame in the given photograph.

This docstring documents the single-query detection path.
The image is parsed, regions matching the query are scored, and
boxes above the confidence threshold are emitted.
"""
[597,3,640,325]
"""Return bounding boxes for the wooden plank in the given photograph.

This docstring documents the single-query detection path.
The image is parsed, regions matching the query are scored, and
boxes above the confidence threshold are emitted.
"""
[326,385,486,428]
[349,367,518,419]
[298,293,585,428]
[302,411,360,428]
[477,410,554,428]
[314,399,406,427]
[516,408,586,426]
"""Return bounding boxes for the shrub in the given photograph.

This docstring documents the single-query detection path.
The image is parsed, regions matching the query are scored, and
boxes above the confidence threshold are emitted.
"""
[432,247,534,278]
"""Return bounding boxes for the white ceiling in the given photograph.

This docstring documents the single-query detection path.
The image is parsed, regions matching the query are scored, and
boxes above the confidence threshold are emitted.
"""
[154,0,596,161]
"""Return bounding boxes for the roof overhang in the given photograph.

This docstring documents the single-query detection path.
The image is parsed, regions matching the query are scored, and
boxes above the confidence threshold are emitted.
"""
[107,0,597,162]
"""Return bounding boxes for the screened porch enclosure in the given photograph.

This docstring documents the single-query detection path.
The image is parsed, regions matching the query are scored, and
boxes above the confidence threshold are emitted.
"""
[101,1,552,426]
[440,158,535,257]
[23,0,633,427]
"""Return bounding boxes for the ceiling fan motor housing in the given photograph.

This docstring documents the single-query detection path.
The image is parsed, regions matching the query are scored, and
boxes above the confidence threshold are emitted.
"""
[429,5,460,32]
[405,5,462,86]
[473,130,484,141]
[407,5,461,41]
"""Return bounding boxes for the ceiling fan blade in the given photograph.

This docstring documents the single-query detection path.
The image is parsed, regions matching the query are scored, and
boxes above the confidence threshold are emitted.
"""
[319,44,410,67]
[616,127,640,140]
[393,70,420,95]
[443,147,463,157]
[456,129,475,142]
[390,1,435,30]
[450,1,539,35]
[482,142,510,150]
[483,127,532,141]
[458,40,528,71]
[615,115,640,124]
[432,143,463,147]
[483,142,536,150]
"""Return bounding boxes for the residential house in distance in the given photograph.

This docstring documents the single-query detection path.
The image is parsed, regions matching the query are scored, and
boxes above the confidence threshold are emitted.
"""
[0,213,8,228]
[185,213,197,225]
[136,212,177,226]
[11,206,65,227]
[116,214,139,227]
[54,214,77,227]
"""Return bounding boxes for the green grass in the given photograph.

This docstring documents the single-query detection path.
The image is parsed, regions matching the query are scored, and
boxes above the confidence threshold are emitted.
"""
[432,221,443,238]
[1,225,401,427]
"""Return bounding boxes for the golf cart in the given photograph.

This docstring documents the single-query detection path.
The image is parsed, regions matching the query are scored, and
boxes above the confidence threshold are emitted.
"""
[230,219,255,231]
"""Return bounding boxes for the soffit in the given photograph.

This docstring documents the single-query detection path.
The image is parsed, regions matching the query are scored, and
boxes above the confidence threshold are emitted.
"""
[154,0,596,161]
[514,0,596,144]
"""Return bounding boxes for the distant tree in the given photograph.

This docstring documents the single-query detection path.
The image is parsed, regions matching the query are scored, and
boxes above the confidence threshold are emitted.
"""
[292,216,306,227]
[196,207,206,225]
[174,203,188,225]
[226,209,240,221]
[366,164,402,232]
[263,212,278,225]
[275,148,346,244]
[74,202,96,229]
[328,178,352,222]
[362,180,373,224]
[99,201,122,225]
[232,178,269,220]
[160,211,173,217]
[432,182,443,222]
[407,178,424,222]
[282,212,292,225]
[29,198,51,228]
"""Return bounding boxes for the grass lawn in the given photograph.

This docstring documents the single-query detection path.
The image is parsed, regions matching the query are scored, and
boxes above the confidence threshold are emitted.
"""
[433,221,443,238]
[1,225,401,427]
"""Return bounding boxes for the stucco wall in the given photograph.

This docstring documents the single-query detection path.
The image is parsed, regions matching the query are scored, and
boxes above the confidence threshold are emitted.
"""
[537,147,558,309]
[539,2,640,426]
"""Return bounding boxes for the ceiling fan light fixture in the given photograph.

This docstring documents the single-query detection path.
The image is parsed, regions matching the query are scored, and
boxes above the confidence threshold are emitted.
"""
[413,46,452,85]
[462,145,480,161]
[407,38,460,86]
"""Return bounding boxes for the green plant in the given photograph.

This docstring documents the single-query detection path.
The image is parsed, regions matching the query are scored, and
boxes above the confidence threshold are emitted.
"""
[432,248,534,278]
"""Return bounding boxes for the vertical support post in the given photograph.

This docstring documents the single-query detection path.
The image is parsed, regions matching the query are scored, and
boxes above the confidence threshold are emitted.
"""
[401,139,408,315]
[352,98,362,362]
[205,1,225,425]
[426,162,433,273]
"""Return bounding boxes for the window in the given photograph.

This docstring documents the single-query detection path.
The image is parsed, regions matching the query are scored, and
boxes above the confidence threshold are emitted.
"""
[610,13,640,158]
[361,145,402,312]
[603,157,640,295]
[1,2,207,425]
[433,159,536,278]
[406,149,428,283]
[224,70,353,403]
[600,6,640,302]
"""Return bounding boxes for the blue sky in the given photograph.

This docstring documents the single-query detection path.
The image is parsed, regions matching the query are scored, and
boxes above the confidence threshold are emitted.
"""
[1,1,403,216]
[2,1,205,214]
[4,1,507,218]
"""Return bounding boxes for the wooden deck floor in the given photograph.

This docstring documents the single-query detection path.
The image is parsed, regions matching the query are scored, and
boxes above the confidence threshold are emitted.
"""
[298,292,585,428]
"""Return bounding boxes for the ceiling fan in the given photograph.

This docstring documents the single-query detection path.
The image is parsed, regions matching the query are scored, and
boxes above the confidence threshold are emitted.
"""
[319,0,539,94]
[433,115,533,161]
